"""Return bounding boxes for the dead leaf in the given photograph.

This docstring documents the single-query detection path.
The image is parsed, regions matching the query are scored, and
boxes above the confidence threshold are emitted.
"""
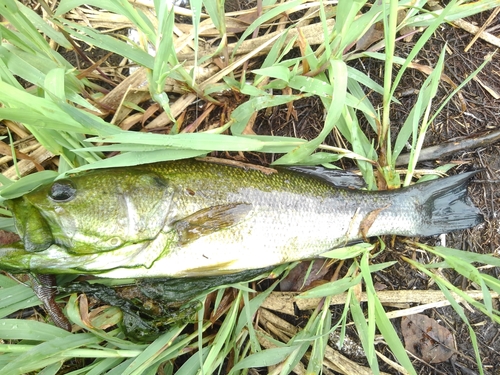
[356,22,384,51]
[76,51,115,80]
[119,112,143,131]
[401,314,455,364]
[210,288,238,323]
[297,28,310,74]
[473,76,500,99]
[282,86,298,122]
[407,62,468,112]
[397,9,416,43]
[0,141,44,171]
[355,8,416,49]
[88,305,119,330]
[279,260,330,292]
[78,293,93,328]
[182,103,215,133]
[358,205,390,239]
[236,11,259,25]
[141,103,160,128]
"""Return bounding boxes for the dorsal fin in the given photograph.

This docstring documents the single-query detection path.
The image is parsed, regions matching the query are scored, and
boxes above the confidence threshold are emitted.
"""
[284,166,366,189]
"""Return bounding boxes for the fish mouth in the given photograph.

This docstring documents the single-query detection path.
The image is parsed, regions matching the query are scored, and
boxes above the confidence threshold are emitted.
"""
[0,243,101,275]
[4,197,54,253]
[0,242,33,273]
[0,239,167,276]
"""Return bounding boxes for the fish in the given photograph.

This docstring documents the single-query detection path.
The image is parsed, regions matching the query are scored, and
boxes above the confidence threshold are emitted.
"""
[0,158,483,279]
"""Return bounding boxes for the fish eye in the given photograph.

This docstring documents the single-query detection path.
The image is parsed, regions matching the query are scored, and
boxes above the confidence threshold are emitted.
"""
[49,180,76,202]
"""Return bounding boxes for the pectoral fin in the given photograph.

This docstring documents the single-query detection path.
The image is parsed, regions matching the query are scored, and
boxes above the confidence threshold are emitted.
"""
[175,203,252,244]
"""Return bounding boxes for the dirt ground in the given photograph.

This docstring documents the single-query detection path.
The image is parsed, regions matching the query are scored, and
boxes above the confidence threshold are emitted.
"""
[3,2,500,375]
[234,8,500,375]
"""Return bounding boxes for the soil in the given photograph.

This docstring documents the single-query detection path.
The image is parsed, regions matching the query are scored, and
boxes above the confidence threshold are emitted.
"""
[2,2,500,375]
[206,8,500,375]
[186,8,500,373]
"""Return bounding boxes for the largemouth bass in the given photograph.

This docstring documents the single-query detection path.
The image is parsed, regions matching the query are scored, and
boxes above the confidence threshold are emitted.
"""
[0,159,483,278]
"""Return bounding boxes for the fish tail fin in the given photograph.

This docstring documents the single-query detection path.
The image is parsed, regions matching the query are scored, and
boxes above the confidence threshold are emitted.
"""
[411,171,483,236]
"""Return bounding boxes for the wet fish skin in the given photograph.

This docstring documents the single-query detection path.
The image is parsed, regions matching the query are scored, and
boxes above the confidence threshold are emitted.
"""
[0,159,483,278]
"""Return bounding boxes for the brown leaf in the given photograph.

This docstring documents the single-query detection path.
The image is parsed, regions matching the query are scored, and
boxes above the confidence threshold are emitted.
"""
[210,289,238,323]
[297,28,310,74]
[358,205,390,240]
[356,22,384,51]
[119,112,143,131]
[279,260,330,292]
[236,10,259,25]
[0,141,44,171]
[401,314,455,364]
[141,103,160,128]
[88,305,118,330]
[407,62,468,113]
[78,293,93,328]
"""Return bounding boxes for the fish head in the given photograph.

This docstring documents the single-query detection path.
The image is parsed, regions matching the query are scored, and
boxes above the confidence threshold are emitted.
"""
[5,168,175,255]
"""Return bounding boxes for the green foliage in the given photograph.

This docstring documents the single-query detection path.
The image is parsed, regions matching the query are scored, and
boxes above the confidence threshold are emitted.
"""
[0,0,497,374]
[404,243,500,375]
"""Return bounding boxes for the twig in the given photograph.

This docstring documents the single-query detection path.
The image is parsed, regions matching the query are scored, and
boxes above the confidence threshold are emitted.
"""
[262,290,498,316]
[464,6,500,52]
[176,18,336,63]
[452,16,500,49]
[395,129,500,166]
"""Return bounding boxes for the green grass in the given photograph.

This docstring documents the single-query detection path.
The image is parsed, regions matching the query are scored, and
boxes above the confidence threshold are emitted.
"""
[0,0,498,374]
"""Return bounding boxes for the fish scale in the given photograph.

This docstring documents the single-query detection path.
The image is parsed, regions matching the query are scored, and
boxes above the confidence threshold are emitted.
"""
[0,158,483,278]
